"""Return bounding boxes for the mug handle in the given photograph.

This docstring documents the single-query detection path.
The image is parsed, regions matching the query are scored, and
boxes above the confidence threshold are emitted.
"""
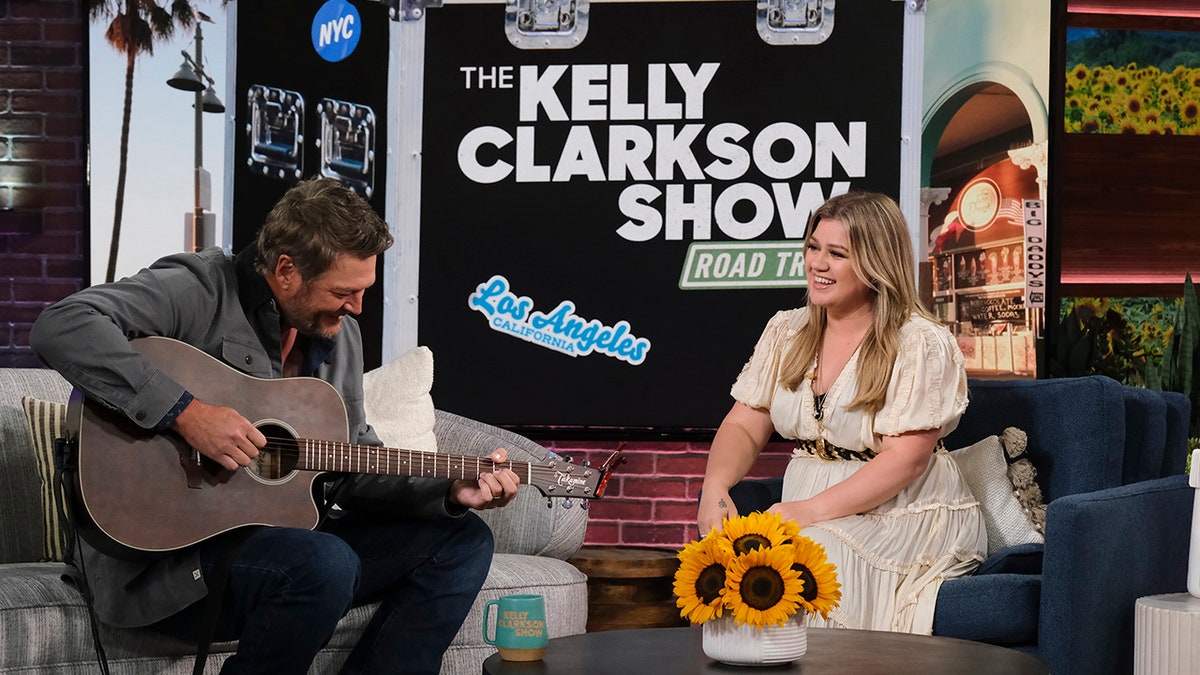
[482,599,500,645]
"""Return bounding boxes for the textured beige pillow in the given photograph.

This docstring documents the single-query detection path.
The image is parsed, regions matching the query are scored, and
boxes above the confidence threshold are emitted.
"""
[950,427,1046,557]
[362,346,437,453]
[21,397,69,562]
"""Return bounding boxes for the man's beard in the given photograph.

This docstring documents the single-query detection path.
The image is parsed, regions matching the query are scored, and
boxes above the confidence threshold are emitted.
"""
[282,286,342,339]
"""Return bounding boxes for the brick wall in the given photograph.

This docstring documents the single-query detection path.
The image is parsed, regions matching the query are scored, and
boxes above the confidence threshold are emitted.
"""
[0,0,86,368]
[554,438,794,548]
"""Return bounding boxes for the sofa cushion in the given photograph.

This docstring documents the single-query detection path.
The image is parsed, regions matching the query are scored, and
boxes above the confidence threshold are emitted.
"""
[21,397,70,562]
[933,573,1041,646]
[1121,385,1167,484]
[949,428,1046,556]
[0,552,587,675]
[946,376,1126,502]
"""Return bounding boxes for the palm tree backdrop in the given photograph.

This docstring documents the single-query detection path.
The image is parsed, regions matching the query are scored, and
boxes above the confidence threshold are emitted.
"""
[89,0,198,282]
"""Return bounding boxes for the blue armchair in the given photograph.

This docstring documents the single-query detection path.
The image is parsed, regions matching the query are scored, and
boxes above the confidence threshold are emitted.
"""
[727,376,1193,675]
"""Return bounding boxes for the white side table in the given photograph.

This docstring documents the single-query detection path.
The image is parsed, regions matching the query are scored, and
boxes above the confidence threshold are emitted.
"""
[1135,593,1200,675]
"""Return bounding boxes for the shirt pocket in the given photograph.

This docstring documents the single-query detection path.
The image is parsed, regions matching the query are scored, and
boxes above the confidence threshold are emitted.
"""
[221,337,273,378]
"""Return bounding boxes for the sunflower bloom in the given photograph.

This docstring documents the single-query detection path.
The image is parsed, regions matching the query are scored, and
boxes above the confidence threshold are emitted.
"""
[674,535,731,624]
[790,537,842,620]
[1182,99,1200,124]
[724,545,803,628]
[715,511,794,558]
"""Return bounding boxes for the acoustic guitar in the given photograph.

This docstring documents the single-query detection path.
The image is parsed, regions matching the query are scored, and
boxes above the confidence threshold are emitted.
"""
[64,336,621,558]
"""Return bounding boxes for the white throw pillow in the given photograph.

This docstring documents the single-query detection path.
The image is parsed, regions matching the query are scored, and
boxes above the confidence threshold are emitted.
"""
[949,427,1046,557]
[362,346,437,453]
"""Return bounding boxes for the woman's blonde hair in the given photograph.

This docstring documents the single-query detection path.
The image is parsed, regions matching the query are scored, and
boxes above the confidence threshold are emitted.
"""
[778,192,936,414]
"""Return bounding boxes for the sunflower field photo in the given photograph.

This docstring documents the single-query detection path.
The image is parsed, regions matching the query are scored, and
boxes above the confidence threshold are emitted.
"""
[1065,28,1200,135]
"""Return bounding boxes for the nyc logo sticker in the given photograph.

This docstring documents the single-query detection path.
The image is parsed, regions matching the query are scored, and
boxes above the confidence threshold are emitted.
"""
[312,0,361,63]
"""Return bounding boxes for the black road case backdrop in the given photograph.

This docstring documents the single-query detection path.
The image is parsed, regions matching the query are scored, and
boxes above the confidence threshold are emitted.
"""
[414,1,905,435]
[232,0,391,369]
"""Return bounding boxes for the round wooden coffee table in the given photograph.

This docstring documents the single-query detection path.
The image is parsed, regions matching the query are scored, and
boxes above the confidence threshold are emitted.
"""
[481,626,1049,674]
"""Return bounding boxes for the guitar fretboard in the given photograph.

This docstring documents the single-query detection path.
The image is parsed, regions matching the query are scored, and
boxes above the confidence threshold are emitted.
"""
[287,439,600,498]
[297,439,533,482]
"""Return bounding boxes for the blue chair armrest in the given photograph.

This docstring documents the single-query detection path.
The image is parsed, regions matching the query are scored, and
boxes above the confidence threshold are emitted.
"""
[1039,474,1192,675]
[975,542,1044,576]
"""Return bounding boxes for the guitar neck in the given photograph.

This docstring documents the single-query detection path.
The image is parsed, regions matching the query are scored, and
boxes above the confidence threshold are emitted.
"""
[287,439,610,500]
[295,439,533,482]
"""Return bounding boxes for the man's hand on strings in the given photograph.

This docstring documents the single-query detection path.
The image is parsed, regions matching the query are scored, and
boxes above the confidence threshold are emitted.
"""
[171,398,265,471]
[450,448,521,510]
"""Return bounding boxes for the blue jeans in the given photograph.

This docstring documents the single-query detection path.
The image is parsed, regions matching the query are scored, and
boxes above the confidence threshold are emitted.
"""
[153,511,494,675]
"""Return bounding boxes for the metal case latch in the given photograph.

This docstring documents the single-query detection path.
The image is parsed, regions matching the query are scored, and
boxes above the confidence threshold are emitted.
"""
[316,99,377,199]
[757,0,835,45]
[245,85,305,181]
[505,0,589,50]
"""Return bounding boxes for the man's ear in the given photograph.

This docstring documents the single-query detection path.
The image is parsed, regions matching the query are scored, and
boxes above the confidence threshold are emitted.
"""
[273,255,300,292]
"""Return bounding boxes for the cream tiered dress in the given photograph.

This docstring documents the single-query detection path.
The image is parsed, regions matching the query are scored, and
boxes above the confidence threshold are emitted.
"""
[730,308,986,635]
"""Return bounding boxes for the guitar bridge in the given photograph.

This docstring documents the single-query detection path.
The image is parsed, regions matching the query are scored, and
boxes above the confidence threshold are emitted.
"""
[179,447,204,489]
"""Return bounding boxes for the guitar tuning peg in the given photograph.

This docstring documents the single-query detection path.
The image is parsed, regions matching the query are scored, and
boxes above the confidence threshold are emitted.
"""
[545,497,553,509]
[581,501,590,511]
[562,498,573,509]
[580,459,591,468]
[562,455,574,463]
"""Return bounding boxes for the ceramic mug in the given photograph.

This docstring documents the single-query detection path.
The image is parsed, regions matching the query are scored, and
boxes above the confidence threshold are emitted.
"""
[482,594,548,661]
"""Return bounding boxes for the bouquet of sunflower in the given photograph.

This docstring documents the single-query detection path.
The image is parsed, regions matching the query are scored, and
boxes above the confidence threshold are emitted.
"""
[674,512,840,629]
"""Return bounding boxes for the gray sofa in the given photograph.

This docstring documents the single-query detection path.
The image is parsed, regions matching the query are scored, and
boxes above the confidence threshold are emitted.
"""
[0,366,589,674]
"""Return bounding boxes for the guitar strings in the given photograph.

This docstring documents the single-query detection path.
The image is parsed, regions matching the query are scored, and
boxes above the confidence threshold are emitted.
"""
[252,435,578,480]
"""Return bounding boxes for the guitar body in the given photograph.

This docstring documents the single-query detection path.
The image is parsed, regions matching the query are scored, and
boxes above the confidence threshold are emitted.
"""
[69,336,350,557]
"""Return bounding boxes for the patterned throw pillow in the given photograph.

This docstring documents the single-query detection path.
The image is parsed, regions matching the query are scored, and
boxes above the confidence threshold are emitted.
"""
[20,396,69,562]
[949,427,1046,557]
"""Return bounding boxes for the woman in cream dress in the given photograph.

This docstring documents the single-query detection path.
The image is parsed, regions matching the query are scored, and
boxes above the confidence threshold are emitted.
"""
[697,192,985,635]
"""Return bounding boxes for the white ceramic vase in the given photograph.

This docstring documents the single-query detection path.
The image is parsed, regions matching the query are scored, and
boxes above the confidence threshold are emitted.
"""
[701,614,808,666]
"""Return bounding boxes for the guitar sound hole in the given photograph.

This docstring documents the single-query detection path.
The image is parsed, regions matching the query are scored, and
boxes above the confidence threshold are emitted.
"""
[251,422,300,481]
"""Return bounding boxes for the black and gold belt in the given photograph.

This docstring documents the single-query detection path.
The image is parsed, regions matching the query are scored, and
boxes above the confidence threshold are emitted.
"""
[796,438,876,462]
[795,438,946,462]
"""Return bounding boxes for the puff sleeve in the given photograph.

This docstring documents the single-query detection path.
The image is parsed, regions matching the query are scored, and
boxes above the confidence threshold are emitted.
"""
[872,316,969,438]
[730,309,807,411]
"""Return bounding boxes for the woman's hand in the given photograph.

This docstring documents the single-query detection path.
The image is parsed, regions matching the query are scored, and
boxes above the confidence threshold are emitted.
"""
[766,499,819,528]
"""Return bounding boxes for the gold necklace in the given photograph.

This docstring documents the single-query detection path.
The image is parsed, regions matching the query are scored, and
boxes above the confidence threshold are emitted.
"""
[806,329,867,456]
[806,361,828,455]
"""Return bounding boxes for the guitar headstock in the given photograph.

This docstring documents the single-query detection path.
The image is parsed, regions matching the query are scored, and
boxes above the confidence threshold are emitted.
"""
[525,448,626,501]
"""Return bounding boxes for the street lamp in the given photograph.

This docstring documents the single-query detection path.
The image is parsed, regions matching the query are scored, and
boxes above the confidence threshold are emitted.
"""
[167,13,223,252]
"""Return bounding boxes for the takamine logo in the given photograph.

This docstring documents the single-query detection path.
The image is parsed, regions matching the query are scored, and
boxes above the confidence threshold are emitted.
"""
[468,275,651,365]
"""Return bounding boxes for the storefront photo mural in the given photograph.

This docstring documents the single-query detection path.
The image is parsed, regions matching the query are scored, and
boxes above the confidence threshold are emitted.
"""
[920,0,1051,379]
